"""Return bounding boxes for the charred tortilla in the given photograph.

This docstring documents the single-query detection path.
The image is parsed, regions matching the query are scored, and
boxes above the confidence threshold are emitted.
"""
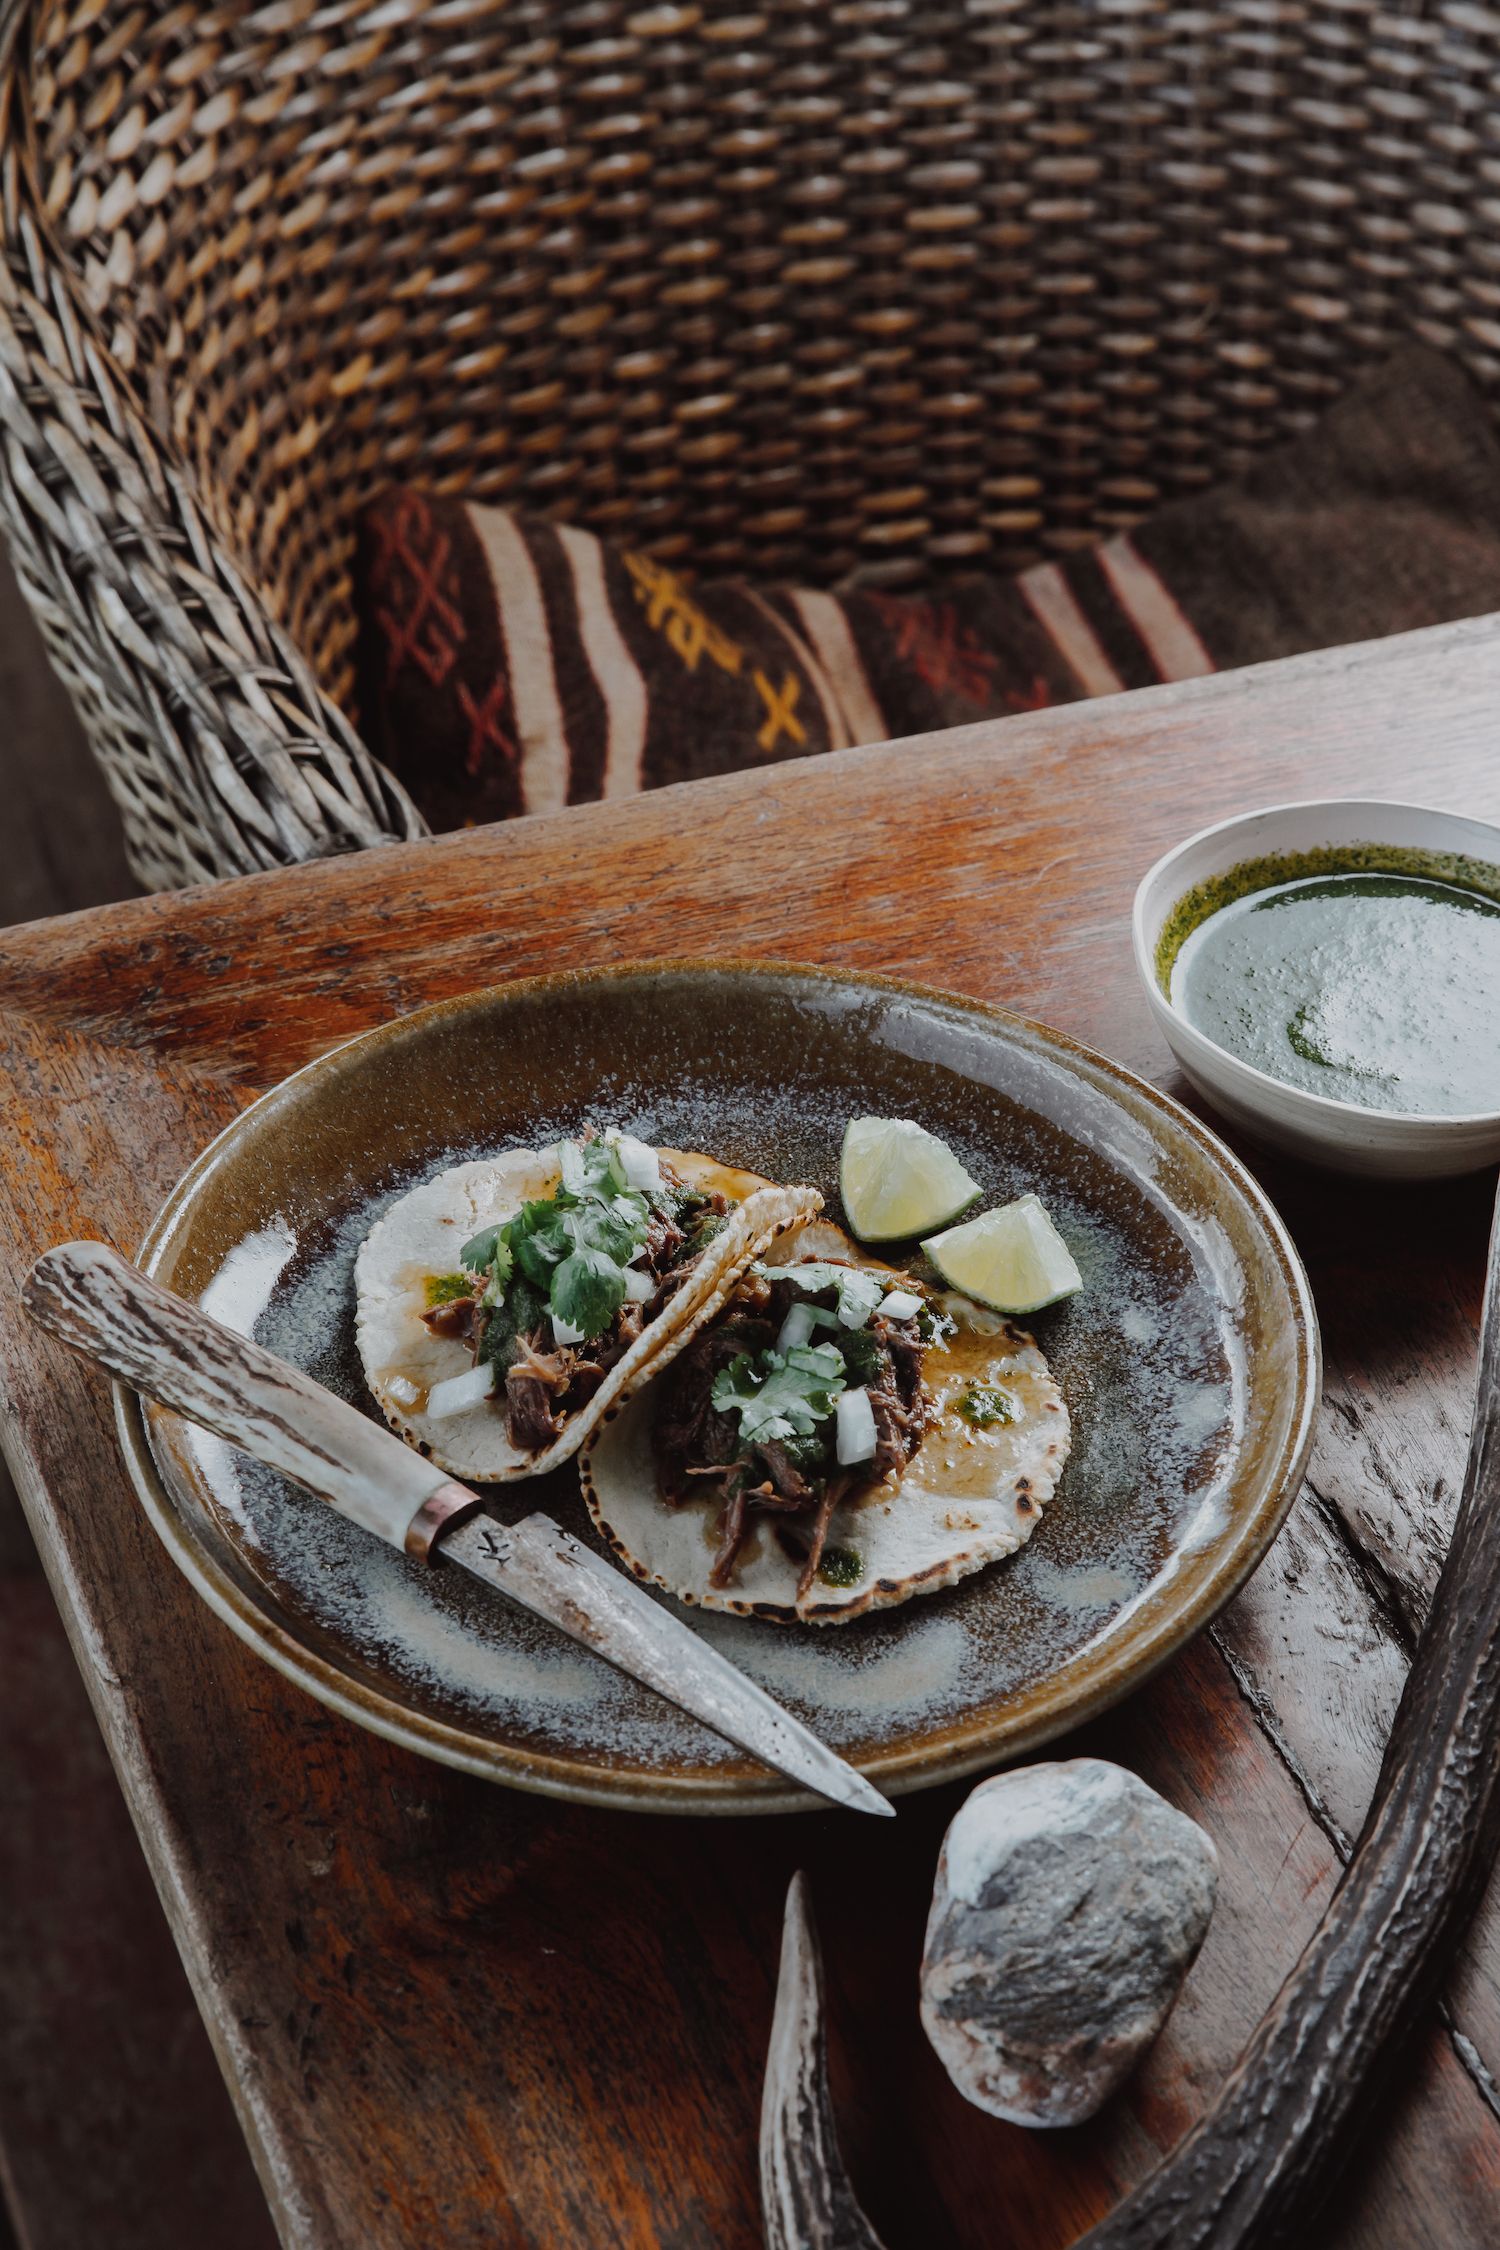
[580,1222,1071,1624]
[356,1142,819,1482]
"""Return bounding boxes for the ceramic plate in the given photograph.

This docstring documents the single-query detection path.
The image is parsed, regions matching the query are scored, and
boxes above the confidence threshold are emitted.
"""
[117,961,1319,1813]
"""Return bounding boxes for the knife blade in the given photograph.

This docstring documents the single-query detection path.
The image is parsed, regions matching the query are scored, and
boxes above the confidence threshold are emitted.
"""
[23,1240,891,1816]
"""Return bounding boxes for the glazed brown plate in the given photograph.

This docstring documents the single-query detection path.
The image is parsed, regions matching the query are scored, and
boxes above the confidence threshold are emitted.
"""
[117,960,1319,1814]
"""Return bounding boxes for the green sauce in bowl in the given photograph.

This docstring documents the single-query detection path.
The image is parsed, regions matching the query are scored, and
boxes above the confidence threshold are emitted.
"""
[1168,867,1500,1115]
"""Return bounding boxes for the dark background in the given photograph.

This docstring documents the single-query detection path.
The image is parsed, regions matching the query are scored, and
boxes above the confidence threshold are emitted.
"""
[0,554,274,2247]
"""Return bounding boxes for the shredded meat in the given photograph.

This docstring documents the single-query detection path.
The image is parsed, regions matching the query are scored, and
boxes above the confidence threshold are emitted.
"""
[513,1331,573,1389]
[796,1474,853,1599]
[421,1291,485,1347]
[501,1369,554,1451]
[653,1312,776,1506]
[502,1328,571,1451]
[654,1187,732,1298]
[652,1275,931,1592]
[709,1485,749,1587]
[884,1322,927,1403]
[644,1205,686,1275]
[755,1440,817,1506]
[867,1318,926,1479]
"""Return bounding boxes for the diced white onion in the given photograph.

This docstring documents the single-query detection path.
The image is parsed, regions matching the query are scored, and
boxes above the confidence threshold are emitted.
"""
[777,1301,818,1355]
[623,1266,655,1303]
[608,1132,663,1195]
[878,1288,923,1322]
[552,1312,587,1347]
[426,1361,496,1419]
[385,1374,422,1409]
[836,1386,878,1466]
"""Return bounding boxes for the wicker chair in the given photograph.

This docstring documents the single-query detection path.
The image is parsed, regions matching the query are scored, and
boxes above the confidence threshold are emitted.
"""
[0,0,1496,892]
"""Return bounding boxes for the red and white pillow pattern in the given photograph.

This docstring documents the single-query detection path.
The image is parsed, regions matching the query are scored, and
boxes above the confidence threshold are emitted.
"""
[353,347,1500,832]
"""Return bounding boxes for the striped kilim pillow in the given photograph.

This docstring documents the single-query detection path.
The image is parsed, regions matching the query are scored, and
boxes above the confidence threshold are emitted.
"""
[353,347,1500,831]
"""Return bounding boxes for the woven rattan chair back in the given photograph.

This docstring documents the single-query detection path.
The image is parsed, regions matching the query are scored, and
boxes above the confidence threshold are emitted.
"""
[1,0,1497,889]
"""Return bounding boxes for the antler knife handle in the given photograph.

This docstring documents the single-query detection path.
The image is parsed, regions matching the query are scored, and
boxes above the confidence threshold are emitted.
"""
[23,1240,459,1554]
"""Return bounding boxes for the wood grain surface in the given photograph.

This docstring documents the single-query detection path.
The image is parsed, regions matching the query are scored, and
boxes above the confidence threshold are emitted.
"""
[2,614,1499,2247]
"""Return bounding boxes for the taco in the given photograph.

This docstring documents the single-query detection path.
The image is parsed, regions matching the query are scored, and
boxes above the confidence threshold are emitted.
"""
[580,1219,1071,1624]
[356,1134,819,1481]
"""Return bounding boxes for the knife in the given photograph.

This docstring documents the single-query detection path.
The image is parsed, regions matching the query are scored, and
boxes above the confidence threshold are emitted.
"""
[23,1241,892,1818]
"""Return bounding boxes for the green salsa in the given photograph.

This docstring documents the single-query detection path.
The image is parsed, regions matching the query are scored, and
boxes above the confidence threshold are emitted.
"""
[425,1272,474,1307]
[1171,870,1500,1115]
[818,1545,863,1588]
[956,1383,1015,1429]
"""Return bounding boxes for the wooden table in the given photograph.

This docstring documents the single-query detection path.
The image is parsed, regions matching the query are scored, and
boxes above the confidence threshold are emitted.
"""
[2,614,1499,2250]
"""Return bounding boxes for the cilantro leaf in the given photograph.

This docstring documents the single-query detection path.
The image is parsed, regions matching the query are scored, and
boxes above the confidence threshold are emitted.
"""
[459,1224,502,1273]
[832,1268,883,1328]
[458,1223,513,1306]
[756,1260,884,1329]
[515,1235,561,1287]
[595,1141,633,1197]
[466,1137,659,1354]
[563,1194,644,1265]
[562,1137,631,1202]
[711,1342,846,1446]
[552,1244,628,1338]
[481,1232,513,1304]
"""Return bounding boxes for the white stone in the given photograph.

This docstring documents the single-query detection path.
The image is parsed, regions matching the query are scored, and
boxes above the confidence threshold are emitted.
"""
[920,1757,1218,2127]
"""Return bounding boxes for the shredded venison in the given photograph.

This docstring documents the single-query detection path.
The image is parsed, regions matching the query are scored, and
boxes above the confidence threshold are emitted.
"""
[421,1292,485,1349]
[651,1272,931,1592]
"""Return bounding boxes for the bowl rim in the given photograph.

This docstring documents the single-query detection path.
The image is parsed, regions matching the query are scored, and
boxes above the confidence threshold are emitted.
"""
[114,955,1322,1816]
[1132,796,1500,1133]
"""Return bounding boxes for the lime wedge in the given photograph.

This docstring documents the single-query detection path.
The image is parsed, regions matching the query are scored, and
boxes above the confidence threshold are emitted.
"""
[839,1117,980,1242]
[923,1195,1083,1314]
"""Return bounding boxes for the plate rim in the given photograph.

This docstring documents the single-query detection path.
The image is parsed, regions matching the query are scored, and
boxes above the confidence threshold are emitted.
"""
[116,955,1323,1814]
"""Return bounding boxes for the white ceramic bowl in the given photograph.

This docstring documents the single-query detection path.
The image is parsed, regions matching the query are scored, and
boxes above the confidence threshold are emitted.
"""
[1132,799,1500,1178]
